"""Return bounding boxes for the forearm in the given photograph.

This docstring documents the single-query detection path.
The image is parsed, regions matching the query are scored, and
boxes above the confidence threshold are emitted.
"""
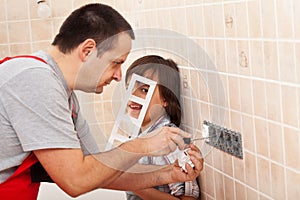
[104,164,174,190]
[34,138,148,197]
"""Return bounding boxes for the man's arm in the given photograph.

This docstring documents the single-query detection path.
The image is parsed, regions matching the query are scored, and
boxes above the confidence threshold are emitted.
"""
[33,127,194,197]
[104,144,203,191]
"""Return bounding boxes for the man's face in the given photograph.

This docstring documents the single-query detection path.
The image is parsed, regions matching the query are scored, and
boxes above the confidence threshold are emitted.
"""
[75,32,132,93]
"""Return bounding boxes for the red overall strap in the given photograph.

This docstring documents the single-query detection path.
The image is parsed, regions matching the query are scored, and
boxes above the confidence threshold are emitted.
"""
[0,55,47,199]
[0,55,47,64]
[0,154,40,200]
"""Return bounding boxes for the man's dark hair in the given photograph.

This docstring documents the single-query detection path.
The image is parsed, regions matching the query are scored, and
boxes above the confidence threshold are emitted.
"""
[52,3,134,56]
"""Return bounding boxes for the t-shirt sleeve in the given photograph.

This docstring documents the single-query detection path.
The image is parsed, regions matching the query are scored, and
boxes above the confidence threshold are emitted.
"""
[2,68,80,151]
[75,108,100,155]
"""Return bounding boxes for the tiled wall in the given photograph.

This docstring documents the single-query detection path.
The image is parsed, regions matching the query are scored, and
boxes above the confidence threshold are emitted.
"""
[1,0,299,199]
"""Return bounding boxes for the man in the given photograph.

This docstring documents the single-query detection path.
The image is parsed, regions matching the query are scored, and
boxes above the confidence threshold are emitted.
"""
[0,3,203,199]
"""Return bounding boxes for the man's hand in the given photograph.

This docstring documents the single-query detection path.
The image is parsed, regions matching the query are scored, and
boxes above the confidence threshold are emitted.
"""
[171,144,204,182]
[139,126,191,156]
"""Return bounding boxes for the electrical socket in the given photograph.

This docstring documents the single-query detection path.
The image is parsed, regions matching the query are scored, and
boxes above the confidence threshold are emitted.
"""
[203,121,243,159]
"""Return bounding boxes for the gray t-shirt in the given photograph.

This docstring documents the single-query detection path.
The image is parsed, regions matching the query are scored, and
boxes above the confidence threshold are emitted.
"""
[0,51,99,183]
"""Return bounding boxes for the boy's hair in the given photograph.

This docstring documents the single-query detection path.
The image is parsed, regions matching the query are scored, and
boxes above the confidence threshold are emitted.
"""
[126,55,182,126]
[52,3,134,56]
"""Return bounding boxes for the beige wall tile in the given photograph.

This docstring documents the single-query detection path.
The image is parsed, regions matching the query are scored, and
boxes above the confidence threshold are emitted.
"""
[257,157,271,196]
[246,187,259,199]
[224,176,234,200]
[235,181,246,200]
[247,0,262,38]
[0,23,8,43]
[10,44,31,55]
[238,41,250,76]
[235,2,248,38]
[230,110,241,132]
[182,97,193,127]
[0,0,6,21]
[223,3,236,38]
[212,5,225,38]
[268,122,284,163]
[286,168,300,198]
[31,20,53,41]
[261,0,276,38]
[271,163,286,199]
[219,74,229,108]
[239,77,253,115]
[264,41,279,81]
[186,6,205,37]
[234,155,245,182]
[190,69,201,100]
[278,42,297,83]
[265,82,281,122]
[281,85,299,127]
[228,76,241,111]
[51,0,74,17]
[207,72,221,107]
[284,127,300,171]
[255,118,269,158]
[8,21,30,43]
[6,0,28,20]
[212,149,223,171]
[102,101,115,122]
[244,152,257,189]
[214,171,224,200]
[170,8,187,35]
[250,41,264,78]
[199,72,210,102]
[226,40,238,74]
[298,87,300,128]
[204,165,215,198]
[192,100,202,129]
[294,0,300,39]
[242,114,255,153]
[276,0,293,38]
[215,40,226,73]
[223,153,233,177]
[252,80,267,118]
[205,40,216,70]
[32,41,52,52]
[296,43,300,85]
[203,5,214,37]
[0,45,9,57]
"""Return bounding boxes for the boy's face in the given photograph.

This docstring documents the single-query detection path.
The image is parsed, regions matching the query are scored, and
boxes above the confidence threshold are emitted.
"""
[127,72,167,130]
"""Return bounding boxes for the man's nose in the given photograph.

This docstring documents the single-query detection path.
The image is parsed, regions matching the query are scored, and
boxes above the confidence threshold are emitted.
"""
[113,67,122,82]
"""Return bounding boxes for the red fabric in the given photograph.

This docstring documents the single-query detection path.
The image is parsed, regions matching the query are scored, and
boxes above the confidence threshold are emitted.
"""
[0,55,47,64]
[0,154,40,200]
[0,55,47,199]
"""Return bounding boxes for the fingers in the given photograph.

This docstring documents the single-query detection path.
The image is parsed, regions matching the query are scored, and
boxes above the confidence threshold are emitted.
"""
[170,133,186,150]
[186,145,204,173]
[144,126,192,156]
[168,127,191,138]
[167,127,191,150]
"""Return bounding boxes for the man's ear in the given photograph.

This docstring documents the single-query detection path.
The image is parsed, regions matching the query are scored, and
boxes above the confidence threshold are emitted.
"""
[79,39,96,61]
